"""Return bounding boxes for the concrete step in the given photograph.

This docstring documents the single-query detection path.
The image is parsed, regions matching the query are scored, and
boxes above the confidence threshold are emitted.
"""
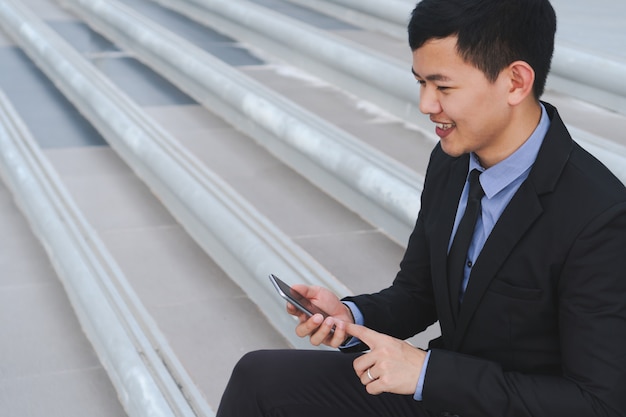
[0,169,127,417]
[154,0,626,177]
[0,0,291,414]
[0,0,422,414]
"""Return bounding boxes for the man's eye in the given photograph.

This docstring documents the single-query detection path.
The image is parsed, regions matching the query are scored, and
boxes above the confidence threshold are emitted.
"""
[437,86,450,91]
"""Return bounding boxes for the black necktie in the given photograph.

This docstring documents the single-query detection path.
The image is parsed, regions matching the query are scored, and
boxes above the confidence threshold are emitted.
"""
[448,169,484,315]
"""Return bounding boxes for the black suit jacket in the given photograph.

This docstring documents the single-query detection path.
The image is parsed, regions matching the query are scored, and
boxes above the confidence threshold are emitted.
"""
[345,103,626,416]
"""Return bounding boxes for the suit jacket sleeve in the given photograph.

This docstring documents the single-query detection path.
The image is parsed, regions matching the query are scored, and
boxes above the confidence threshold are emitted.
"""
[342,145,443,341]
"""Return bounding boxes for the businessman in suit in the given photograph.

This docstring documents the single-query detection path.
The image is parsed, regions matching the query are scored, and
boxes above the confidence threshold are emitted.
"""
[216,0,626,416]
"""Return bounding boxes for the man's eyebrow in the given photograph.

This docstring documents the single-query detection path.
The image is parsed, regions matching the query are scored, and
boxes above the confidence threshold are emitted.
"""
[410,67,451,82]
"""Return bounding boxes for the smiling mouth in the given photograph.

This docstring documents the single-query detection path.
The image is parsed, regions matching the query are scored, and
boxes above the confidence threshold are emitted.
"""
[436,122,456,130]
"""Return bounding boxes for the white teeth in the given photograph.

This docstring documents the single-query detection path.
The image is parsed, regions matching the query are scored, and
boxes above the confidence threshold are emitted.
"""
[436,123,455,130]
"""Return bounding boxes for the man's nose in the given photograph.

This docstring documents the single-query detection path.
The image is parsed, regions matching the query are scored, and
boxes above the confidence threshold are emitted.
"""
[418,87,441,115]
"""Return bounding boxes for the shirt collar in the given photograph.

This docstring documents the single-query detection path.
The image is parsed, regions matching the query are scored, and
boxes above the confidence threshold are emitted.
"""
[469,103,550,199]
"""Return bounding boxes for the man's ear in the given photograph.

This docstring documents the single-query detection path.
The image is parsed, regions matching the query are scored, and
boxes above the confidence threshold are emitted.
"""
[506,61,535,105]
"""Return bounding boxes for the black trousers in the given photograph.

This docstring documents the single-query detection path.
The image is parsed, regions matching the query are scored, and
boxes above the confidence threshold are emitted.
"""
[216,349,431,417]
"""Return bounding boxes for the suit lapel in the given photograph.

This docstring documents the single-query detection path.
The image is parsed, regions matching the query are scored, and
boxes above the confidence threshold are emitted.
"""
[453,182,543,348]
[451,102,573,349]
[430,156,468,344]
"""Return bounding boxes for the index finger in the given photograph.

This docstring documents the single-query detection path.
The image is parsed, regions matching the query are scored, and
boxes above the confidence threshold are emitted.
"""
[345,322,381,348]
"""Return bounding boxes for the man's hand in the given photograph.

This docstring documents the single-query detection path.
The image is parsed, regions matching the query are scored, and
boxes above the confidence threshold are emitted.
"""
[286,285,354,348]
[346,323,427,396]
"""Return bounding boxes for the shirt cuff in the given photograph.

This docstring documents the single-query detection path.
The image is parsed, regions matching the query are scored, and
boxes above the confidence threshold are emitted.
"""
[340,301,364,348]
[413,350,431,401]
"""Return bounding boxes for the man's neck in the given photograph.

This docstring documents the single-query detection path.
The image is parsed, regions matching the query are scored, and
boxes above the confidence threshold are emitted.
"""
[477,100,543,168]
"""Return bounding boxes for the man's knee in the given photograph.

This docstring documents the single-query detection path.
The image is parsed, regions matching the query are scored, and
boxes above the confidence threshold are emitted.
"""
[217,351,275,416]
[230,350,267,381]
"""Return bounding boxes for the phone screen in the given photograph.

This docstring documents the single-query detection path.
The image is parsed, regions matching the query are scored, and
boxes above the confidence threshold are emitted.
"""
[269,274,329,318]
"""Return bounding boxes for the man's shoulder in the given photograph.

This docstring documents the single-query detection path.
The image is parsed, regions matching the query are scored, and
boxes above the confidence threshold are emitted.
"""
[535,102,625,202]
[568,141,626,203]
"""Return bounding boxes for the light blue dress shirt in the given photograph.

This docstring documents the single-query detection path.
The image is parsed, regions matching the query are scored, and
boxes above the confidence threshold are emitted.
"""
[343,104,550,401]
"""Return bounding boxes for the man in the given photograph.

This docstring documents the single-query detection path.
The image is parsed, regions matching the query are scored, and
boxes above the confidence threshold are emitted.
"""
[217,0,626,415]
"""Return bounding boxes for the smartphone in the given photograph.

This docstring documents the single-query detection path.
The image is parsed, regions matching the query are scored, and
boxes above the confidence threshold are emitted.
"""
[269,274,329,318]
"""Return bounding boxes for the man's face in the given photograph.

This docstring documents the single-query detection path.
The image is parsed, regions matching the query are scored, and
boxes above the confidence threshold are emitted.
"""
[412,36,513,167]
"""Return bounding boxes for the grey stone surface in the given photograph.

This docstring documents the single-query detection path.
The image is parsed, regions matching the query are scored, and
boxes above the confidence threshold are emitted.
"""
[0,182,127,417]
[249,0,359,30]
[144,104,407,293]
[551,0,626,61]
[92,57,198,106]
[0,47,107,148]
[0,28,14,47]
[44,146,292,406]
[240,65,434,173]
[119,0,266,66]
[48,20,119,53]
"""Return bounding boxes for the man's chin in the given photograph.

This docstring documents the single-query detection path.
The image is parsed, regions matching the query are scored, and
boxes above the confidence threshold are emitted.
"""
[439,141,466,158]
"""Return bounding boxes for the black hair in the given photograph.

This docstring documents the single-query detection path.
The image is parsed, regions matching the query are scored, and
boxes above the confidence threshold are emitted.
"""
[408,0,557,98]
